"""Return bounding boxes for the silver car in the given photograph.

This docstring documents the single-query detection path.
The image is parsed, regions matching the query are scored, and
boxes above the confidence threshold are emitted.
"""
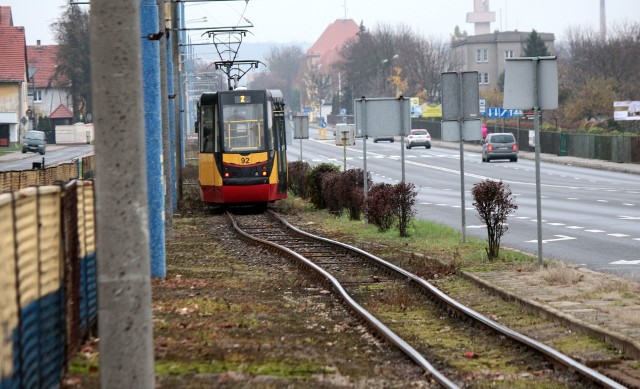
[481,132,518,162]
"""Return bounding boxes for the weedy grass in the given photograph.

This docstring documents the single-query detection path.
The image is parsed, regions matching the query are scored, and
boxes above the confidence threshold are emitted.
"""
[276,196,536,270]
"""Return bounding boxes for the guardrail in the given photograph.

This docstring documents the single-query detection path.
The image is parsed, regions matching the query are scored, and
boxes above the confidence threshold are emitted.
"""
[413,119,640,164]
[0,181,97,388]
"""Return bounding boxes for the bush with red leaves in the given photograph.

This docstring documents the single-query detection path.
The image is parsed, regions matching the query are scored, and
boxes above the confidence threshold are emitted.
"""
[321,171,343,215]
[287,161,311,198]
[471,179,518,259]
[365,183,396,232]
[305,163,340,209]
[365,182,416,236]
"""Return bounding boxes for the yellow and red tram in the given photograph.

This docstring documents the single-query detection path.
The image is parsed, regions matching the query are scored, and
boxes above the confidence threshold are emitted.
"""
[196,89,288,205]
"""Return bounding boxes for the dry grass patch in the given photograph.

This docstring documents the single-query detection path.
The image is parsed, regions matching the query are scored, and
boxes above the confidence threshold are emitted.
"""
[540,261,585,286]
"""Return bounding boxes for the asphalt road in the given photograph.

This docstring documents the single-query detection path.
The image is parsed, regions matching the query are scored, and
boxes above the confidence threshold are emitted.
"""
[0,144,94,171]
[287,130,640,277]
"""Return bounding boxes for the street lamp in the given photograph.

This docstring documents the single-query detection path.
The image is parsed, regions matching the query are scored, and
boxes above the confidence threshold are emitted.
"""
[380,54,398,96]
[186,16,207,23]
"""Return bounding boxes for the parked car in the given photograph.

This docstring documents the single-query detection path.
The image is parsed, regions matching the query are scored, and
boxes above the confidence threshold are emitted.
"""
[405,129,431,149]
[22,130,46,155]
[373,136,394,143]
[482,132,518,162]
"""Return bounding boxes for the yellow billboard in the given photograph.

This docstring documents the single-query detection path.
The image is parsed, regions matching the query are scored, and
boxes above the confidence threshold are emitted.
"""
[422,104,442,118]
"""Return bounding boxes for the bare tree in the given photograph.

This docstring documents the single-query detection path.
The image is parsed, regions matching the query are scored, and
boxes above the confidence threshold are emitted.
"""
[560,23,640,126]
[409,36,458,102]
[52,4,91,122]
[336,23,456,106]
[249,45,305,110]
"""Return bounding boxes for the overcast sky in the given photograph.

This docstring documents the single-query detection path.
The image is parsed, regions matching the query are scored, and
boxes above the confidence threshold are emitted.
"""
[3,0,636,46]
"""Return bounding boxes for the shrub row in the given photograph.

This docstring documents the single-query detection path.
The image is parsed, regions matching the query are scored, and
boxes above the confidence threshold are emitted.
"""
[287,162,418,235]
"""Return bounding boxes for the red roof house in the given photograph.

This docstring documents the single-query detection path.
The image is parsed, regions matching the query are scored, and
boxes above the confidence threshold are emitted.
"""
[27,42,73,118]
[306,19,359,70]
[0,6,29,145]
[49,103,73,120]
[27,43,69,89]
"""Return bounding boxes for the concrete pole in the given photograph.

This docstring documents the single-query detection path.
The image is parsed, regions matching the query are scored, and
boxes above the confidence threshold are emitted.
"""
[166,18,178,212]
[90,0,155,387]
[173,1,184,205]
[158,0,174,238]
[141,0,166,278]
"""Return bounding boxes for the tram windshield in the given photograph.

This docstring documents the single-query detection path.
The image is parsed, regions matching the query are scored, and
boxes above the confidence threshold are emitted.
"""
[222,103,265,152]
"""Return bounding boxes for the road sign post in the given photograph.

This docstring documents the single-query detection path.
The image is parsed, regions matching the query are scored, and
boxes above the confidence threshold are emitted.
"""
[441,71,481,243]
[293,115,309,161]
[504,56,558,266]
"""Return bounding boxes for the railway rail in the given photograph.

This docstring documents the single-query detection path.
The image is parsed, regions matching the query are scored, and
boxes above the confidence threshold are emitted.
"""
[228,210,626,388]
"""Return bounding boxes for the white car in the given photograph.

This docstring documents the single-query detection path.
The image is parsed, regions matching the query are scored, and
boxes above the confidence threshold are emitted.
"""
[405,129,431,149]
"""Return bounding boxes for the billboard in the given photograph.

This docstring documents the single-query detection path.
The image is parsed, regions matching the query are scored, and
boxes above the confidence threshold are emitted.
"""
[613,101,640,121]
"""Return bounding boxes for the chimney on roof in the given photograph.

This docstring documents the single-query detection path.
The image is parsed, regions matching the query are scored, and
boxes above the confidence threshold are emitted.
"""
[37,40,41,46]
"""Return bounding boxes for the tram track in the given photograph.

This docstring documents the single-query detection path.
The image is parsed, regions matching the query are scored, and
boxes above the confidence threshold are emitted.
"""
[228,210,625,388]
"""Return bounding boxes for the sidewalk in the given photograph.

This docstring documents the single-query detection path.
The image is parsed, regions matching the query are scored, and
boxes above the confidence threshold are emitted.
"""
[0,145,68,162]
[431,139,640,359]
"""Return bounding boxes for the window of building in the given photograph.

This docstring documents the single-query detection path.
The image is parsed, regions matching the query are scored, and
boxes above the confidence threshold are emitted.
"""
[478,73,490,85]
[34,90,42,102]
[505,50,514,58]
[476,48,488,63]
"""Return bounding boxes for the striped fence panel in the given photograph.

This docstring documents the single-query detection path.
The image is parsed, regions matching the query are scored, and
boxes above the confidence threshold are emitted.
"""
[0,183,96,388]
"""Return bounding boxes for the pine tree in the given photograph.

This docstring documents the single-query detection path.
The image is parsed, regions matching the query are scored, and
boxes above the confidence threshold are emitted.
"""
[524,30,550,57]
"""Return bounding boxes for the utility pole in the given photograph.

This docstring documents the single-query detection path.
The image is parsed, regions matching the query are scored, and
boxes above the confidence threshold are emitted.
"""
[141,0,166,277]
[90,0,155,387]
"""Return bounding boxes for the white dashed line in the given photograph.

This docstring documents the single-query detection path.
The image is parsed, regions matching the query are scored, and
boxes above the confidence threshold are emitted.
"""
[608,233,630,238]
[585,229,605,233]
[566,226,584,230]
[567,198,579,200]
[547,223,565,226]
[597,200,608,203]
[623,203,635,206]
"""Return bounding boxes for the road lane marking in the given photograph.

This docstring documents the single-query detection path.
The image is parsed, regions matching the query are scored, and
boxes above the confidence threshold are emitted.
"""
[547,223,565,226]
[526,235,576,244]
[607,233,630,238]
[610,260,640,265]
[566,226,584,230]
[619,216,640,220]
[585,229,605,233]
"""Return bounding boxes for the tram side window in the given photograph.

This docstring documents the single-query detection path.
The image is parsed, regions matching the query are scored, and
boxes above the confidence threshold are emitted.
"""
[201,105,215,152]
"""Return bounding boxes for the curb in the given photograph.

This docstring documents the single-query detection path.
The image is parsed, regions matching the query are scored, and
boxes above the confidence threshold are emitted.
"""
[459,269,640,359]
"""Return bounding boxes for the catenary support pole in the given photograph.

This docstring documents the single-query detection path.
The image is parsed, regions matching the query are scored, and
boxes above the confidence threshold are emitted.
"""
[90,0,155,386]
[166,14,178,213]
[158,0,174,238]
[173,1,184,205]
[141,0,166,278]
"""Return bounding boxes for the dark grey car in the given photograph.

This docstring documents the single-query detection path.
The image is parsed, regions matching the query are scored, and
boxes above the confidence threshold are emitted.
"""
[481,132,517,162]
[22,130,47,155]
